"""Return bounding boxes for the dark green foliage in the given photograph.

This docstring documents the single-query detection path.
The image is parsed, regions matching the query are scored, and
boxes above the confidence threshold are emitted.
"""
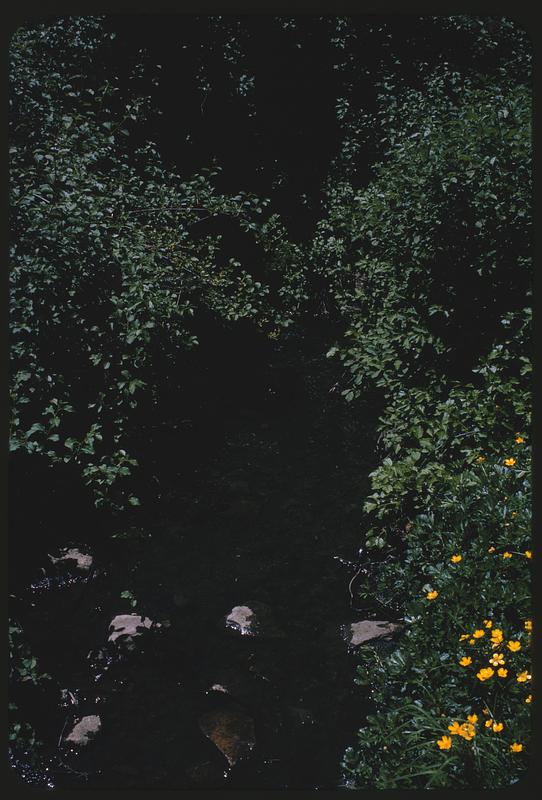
[9,17,306,511]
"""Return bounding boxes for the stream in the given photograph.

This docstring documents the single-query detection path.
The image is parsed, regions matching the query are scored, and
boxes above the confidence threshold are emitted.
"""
[9,326,391,790]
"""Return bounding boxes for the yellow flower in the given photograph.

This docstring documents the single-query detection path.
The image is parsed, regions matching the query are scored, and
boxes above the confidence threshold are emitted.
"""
[525,550,532,559]
[451,554,462,563]
[426,590,438,600]
[492,722,504,733]
[498,668,508,678]
[510,742,523,752]
[482,708,490,716]
[485,719,493,728]
[504,458,516,467]
[469,638,476,645]
[459,656,472,667]
[488,546,496,553]
[507,640,521,652]
[517,671,531,683]
[473,629,485,638]
[503,552,513,559]
[437,735,452,750]
[483,619,493,628]
[525,620,532,632]
[525,695,532,704]
[491,629,504,646]
[477,667,495,681]
[489,652,505,666]
[459,723,476,740]
[511,511,517,518]
[467,714,478,724]
[448,721,462,735]
[515,436,525,444]
[459,633,470,641]
[476,456,486,463]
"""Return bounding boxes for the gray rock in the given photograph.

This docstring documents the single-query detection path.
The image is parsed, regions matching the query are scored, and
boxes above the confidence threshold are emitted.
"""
[108,613,155,647]
[198,706,256,766]
[224,602,284,639]
[64,715,101,746]
[346,619,403,647]
[48,547,93,572]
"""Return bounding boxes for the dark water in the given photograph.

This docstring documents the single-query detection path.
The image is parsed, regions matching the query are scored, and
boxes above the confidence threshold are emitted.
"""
[9,329,386,790]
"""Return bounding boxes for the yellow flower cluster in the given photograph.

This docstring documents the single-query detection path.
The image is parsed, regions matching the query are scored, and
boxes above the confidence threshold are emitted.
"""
[458,622,530,692]
[445,716,477,743]
[426,590,438,600]
[504,457,516,467]
[438,697,529,752]
[450,553,462,563]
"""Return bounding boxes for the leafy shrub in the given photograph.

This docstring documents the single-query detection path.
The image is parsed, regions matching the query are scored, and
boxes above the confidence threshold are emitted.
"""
[9,17,306,511]
[9,620,50,752]
[343,442,531,789]
[318,18,533,790]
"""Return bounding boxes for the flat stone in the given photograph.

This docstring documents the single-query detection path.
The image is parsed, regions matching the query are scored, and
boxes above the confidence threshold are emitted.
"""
[64,715,101,746]
[108,613,153,645]
[49,547,93,572]
[224,602,284,639]
[347,620,403,646]
[198,706,256,766]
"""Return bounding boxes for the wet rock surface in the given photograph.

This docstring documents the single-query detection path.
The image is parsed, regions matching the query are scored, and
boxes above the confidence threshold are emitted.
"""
[346,620,404,647]
[49,548,93,573]
[64,715,101,747]
[198,705,256,766]
[224,602,284,639]
[108,614,155,646]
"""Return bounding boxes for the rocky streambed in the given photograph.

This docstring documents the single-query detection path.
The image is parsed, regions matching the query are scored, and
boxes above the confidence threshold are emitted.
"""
[9,331,402,790]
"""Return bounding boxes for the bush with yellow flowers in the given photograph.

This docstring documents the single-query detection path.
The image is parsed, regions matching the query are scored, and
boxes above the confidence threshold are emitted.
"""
[342,439,531,789]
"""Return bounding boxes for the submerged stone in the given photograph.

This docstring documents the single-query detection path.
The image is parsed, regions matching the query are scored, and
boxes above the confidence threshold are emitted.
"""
[198,706,256,766]
[64,715,101,747]
[224,602,284,638]
[346,620,403,647]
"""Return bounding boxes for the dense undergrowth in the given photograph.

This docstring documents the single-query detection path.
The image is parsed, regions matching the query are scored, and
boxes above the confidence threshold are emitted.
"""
[9,14,531,789]
[319,19,532,789]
